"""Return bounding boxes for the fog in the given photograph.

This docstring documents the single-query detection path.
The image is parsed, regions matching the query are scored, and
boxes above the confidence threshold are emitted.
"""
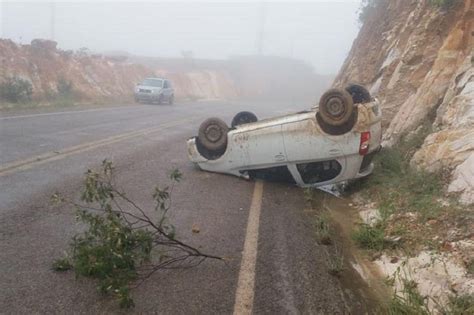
[0,0,361,75]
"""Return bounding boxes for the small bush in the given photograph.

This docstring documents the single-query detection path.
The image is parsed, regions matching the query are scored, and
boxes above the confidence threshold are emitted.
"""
[52,257,73,271]
[387,279,430,315]
[52,160,221,308]
[429,0,458,9]
[443,294,474,315]
[0,77,33,103]
[327,246,345,277]
[358,0,383,24]
[57,78,74,97]
[314,213,333,245]
[352,223,387,251]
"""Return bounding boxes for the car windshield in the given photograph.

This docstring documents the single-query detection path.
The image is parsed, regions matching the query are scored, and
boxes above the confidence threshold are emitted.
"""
[141,79,163,87]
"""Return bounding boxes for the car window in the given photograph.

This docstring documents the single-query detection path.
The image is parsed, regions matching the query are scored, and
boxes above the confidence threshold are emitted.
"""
[141,79,163,87]
[246,166,296,184]
[297,160,342,184]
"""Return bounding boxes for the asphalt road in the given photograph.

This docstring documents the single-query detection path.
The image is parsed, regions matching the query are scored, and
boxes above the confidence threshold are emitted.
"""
[0,100,374,314]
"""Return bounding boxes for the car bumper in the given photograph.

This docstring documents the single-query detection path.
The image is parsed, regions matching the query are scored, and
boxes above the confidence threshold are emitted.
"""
[187,137,208,163]
[135,93,160,101]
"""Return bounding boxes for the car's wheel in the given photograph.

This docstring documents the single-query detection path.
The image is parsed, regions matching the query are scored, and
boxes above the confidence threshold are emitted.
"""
[231,111,258,128]
[198,118,229,152]
[169,94,174,105]
[318,88,354,126]
[157,95,164,105]
[135,98,140,104]
[345,83,371,104]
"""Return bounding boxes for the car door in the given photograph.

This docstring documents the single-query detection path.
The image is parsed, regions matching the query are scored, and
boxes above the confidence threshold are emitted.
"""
[281,117,346,185]
[234,124,286,169]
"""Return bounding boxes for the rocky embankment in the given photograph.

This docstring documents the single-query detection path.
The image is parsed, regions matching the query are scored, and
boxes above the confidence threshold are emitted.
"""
[0,39,237,103]
[334,1,474,311]
[335,0,474,204]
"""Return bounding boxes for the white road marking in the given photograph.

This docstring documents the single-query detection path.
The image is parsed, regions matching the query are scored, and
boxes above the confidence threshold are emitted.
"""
[0,106,133,120]
[233,180,264,315]
[0,117,197,176]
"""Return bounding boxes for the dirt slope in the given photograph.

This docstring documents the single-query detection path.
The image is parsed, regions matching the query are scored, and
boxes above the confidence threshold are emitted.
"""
[335,0,474,203]
[0,39,237,102]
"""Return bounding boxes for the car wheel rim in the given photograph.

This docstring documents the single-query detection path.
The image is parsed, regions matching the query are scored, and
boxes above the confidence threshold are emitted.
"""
[327,97,346,118]
[205,125,222,143]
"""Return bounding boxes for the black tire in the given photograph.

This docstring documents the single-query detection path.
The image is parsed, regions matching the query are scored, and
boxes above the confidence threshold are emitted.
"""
[345,83,371,104]
[318,88,354,127]
[169,95,174,105]
[157,95,164,105]
[231,111,258,127]
[198,118,229,152]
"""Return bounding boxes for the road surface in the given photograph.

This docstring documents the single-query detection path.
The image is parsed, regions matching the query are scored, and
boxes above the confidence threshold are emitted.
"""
[0,101,373,314]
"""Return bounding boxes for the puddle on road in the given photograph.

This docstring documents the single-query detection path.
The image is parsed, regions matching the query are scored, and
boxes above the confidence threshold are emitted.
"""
[308,188,391,313]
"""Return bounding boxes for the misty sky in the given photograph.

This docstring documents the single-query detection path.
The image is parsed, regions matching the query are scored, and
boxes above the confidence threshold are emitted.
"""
[0,1,362,74]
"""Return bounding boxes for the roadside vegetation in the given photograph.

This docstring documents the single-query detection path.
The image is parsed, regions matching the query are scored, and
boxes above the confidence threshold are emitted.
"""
[347,124,474,314]
[349,123,472,255]
[305,122,473,314]
[359,0,458,24]
[0,76,33,103]
[52,160,221,308]
[0,76,82,109]
[429,0,459,10]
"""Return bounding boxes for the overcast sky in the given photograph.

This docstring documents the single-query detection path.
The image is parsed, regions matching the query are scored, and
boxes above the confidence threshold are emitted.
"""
[0,1,362,74]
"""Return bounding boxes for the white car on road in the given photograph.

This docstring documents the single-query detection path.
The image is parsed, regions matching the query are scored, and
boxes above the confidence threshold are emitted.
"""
[187,85,382,187]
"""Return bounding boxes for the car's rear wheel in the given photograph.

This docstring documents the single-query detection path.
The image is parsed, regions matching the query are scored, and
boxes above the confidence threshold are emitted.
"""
[157,95,164,105]
[345,83,371,104]
[198,118,229,152]
[318,88,354,127]
[231,111,258,128]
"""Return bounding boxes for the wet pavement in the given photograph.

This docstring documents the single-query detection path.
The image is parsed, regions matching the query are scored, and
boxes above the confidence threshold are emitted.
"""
[0,100,376,314]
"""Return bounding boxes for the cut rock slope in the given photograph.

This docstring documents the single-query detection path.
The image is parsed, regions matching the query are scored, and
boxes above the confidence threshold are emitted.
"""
[335,0,474,203]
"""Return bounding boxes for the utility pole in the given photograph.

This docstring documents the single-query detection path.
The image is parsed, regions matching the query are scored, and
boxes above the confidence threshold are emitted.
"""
[255,1,266,55]
[50,1,55,40]
[1,0,4,39]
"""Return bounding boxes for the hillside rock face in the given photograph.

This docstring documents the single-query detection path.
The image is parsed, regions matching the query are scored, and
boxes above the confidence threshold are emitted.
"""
[335,0,474,204]
[0,39,237,102]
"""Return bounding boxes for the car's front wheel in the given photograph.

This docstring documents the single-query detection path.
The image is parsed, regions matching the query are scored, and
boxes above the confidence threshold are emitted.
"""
[157,95,164,105]
[198,118,229,152]
[318,88,354,127]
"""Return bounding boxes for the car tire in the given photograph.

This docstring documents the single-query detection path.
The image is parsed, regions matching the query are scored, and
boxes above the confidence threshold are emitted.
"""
[318,88,354,127]
[198,118,229,152]
[231,111,258,128]
[169,95,174,105]
[345,83,371,104]
[157,95,164,105]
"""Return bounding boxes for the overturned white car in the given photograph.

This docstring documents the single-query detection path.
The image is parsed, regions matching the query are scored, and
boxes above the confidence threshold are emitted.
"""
[187,85,382,187]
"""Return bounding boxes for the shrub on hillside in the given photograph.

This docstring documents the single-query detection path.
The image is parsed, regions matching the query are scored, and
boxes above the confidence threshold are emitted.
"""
[358,0,383,24]
[57,78,74,97]
[0,77,33,103]
[429,0,458,9]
